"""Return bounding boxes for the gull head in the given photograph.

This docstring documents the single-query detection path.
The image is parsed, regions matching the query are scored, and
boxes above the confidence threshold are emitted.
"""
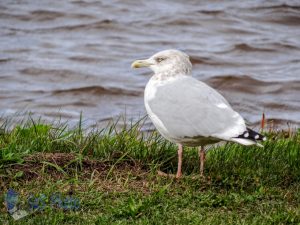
[131,49,192,76]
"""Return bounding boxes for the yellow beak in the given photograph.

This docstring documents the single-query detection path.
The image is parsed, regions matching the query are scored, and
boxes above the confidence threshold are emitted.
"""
[131,59,153,68]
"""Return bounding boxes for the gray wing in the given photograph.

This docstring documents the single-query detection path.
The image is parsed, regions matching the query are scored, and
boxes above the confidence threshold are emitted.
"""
[147,76,246,141]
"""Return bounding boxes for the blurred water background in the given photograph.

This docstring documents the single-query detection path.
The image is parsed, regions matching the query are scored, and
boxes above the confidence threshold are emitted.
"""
[0,0,300,129]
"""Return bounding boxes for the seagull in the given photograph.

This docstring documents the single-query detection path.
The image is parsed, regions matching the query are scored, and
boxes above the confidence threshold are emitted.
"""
[131,49,266,178]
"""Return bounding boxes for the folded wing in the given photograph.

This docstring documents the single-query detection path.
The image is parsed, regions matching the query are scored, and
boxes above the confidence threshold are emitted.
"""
[146,76,247,142]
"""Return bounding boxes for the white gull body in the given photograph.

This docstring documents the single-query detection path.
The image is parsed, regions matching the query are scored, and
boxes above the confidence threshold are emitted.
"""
[144,75,248,146]
[132,49,265,177]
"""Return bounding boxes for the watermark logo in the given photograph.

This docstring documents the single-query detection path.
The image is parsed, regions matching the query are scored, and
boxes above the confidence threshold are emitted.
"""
[4,188,80,221]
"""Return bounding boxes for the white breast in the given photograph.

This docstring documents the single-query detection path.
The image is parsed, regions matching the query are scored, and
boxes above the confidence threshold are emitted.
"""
[144,77,177,142]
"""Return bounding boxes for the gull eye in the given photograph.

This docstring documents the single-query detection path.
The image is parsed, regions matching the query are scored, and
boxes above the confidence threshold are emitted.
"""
[155,57,165,63]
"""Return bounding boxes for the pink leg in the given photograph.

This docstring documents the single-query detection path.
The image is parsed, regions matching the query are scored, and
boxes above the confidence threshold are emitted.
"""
[176,144,183,178]
[199,146,205,176]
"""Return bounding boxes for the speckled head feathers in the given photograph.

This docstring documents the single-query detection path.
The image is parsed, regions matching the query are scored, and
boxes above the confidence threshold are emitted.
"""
[132,49,192,78]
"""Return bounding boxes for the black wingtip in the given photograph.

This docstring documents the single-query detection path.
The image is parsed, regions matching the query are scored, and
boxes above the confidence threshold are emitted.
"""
[236,127,266,142]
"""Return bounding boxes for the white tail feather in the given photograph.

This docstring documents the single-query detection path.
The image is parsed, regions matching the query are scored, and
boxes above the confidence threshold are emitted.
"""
[231,138,257,146]
[231,138,264,148]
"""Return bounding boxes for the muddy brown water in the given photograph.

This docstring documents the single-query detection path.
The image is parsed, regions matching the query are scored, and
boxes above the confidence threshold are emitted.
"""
[0,1,300,129]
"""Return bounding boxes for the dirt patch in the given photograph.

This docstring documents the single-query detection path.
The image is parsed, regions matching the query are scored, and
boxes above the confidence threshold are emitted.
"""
[1,153,152,193]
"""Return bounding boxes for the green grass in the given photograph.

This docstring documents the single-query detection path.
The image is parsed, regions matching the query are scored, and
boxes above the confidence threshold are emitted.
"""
[0,117,300,224]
